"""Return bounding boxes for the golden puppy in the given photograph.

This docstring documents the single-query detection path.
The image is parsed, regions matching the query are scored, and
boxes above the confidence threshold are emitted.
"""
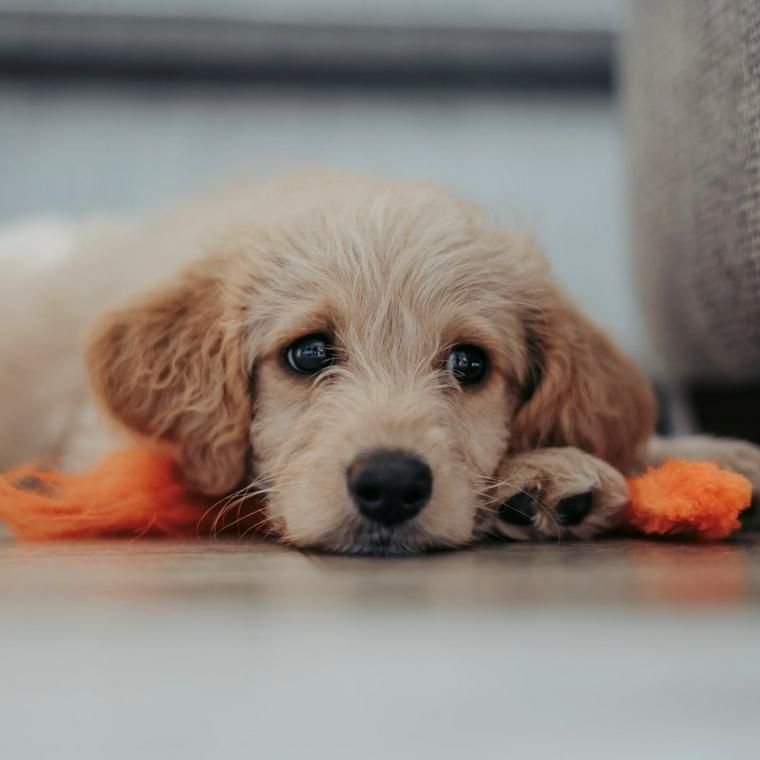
[3,171,759,552]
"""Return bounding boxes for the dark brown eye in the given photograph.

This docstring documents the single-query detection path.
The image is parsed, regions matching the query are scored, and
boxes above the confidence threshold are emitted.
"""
[446,345,488,385]
[285,334,335,375]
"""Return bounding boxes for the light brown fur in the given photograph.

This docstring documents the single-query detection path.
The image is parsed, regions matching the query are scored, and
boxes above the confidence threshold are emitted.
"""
[3,171,759,552]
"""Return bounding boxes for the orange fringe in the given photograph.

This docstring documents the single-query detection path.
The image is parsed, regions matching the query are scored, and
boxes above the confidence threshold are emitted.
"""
[0,449,209,540]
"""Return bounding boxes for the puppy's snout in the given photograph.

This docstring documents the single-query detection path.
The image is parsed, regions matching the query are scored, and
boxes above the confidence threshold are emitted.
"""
[347,450,432,527]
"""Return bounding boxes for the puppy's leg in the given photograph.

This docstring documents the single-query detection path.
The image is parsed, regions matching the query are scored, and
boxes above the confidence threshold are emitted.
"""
[647,435,760,485]
[647,435,760,528]
[483,447,630,541]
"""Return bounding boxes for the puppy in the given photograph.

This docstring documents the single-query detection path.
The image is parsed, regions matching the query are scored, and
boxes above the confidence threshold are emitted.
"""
[2,171,759,553]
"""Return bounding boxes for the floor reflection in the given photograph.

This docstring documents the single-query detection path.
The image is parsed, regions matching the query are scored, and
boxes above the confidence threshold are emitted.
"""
[1,535,758,611]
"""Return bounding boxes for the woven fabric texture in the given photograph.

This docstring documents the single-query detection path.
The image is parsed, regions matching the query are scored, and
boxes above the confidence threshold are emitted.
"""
[626,0,760,382]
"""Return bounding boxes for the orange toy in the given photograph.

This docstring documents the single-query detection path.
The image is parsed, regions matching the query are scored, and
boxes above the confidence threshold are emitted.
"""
[0,450,210,540]
[0,449,753,542]
[625,459,751,539]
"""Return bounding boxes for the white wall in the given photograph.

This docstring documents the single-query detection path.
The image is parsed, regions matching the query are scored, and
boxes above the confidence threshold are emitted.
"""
[0,82,648,365]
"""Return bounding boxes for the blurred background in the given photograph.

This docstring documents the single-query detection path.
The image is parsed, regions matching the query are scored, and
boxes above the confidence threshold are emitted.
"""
[6,2,760,438]
[0,0,641,364]
[3,4,760,760]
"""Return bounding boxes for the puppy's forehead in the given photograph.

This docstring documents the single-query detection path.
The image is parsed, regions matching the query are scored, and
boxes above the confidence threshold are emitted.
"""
[249,189,543,349]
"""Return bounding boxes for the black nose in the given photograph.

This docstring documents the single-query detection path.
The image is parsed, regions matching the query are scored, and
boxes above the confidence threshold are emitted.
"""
[347,450,433,527]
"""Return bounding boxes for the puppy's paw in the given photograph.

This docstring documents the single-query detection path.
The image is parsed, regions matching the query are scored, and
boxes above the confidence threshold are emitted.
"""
[711,440,760,530]
[482,447,629,541]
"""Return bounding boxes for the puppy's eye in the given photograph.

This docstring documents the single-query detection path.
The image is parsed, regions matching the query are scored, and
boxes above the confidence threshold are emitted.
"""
[285,334,335,375]
[446,345,488,385]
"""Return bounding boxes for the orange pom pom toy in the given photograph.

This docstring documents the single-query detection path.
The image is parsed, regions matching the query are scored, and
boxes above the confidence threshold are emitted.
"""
[625,459,751,540]
[0,449,753,542]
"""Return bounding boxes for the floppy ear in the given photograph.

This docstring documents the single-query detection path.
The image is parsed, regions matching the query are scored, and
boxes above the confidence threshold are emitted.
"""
[85,260,252,495]
[511,290,656,473]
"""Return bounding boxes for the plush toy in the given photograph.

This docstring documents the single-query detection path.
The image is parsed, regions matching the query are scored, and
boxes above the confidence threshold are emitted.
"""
[625,459,750,539]
[0,450,208,540]
[0,449,752,542]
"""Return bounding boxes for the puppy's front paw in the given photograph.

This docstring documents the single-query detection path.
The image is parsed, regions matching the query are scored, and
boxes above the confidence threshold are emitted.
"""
[484,447,630,541]
[715,441,760,531]
[498,490,594,528]
[494,486,605,541]
[708,440,760,531]
[498,488,593,531]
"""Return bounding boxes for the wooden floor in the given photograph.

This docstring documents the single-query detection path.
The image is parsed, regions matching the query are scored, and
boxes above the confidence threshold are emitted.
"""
[1,535,759,759]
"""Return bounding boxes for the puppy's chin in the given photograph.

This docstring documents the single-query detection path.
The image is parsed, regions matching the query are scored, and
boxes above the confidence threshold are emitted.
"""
[302,521,465,556]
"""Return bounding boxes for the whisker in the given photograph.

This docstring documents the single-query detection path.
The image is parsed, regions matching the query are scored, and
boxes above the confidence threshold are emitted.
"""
[210,484,274,537]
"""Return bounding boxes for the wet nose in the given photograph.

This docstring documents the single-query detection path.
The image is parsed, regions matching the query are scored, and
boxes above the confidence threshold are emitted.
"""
[347,449,433,527]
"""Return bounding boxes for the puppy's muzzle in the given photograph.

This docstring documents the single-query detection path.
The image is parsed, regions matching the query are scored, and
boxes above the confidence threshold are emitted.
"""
[347,449,432,527]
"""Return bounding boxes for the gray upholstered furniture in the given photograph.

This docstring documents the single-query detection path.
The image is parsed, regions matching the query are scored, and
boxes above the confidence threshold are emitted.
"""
[626,0,760,438]
[627,0,760,383]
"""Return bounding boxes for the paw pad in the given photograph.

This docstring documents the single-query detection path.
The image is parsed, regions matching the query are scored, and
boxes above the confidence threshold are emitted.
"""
[556,492,593,526]
[498,491,537,526]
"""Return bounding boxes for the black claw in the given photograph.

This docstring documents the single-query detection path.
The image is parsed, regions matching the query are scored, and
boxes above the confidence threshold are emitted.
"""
[557,492,593,526]
[498,491,537,526]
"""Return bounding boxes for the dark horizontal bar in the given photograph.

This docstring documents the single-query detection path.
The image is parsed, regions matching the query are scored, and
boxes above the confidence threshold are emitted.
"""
[689,384,760,445]
[0,10,614,91]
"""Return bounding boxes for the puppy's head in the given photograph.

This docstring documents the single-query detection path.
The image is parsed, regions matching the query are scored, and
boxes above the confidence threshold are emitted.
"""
[87,176,653,553]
